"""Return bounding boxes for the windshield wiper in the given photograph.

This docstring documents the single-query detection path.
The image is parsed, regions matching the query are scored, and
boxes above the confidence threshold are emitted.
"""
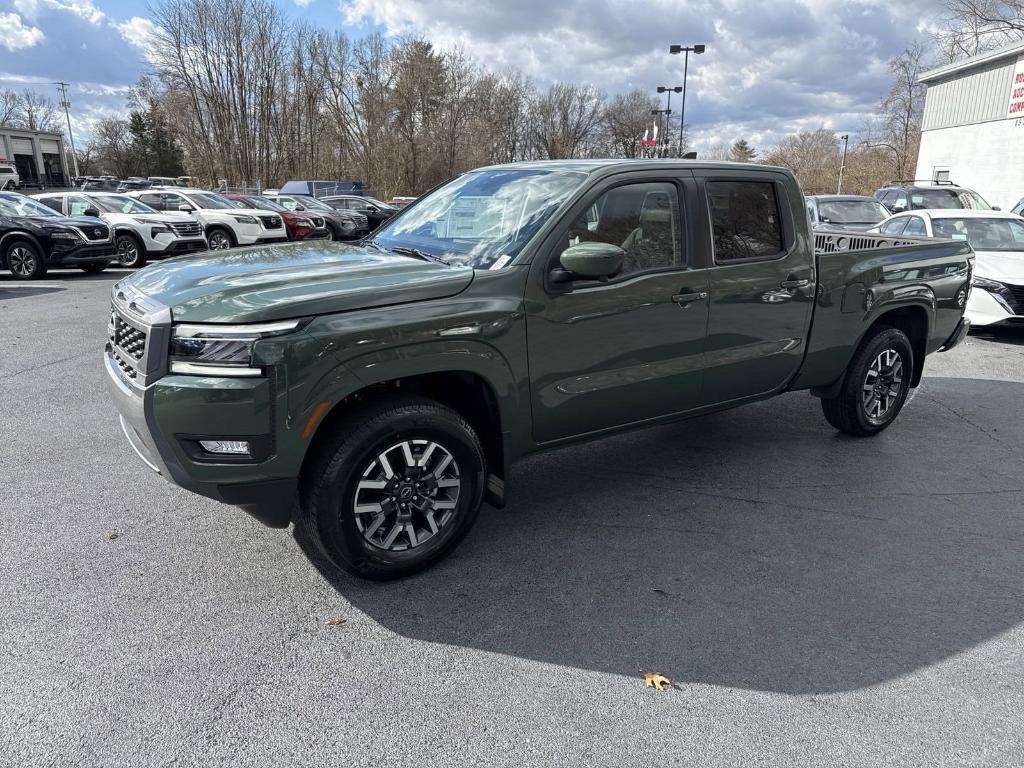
[389,246,449,265]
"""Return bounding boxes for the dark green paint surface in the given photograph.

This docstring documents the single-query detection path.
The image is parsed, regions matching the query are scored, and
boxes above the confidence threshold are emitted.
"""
[109,161,973,504]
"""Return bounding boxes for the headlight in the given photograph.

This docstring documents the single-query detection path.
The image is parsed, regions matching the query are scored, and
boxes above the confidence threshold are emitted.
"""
[232,214,257,224]
[169,319,306,376]
[50,230,80,240]
[971,276,1005,292]
[138,218,171,233]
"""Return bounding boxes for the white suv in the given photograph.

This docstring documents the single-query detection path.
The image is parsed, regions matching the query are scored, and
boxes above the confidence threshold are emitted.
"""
[0,162,19,190]
[126,188,288,250]
[32,191,207,268]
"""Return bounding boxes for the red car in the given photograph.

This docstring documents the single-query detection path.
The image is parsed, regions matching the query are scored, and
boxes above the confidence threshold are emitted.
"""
[223,193,329,241]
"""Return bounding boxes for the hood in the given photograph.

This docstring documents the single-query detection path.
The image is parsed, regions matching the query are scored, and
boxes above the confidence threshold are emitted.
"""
[972,250,1024,284]
[121,241,475,323]
[11,214,107,231]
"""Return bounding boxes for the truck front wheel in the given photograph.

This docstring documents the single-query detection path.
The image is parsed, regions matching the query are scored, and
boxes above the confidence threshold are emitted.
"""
[298,397,486,580]
[821,326,914,437]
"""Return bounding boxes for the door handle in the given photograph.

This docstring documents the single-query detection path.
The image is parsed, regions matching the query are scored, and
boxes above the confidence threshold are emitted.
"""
[780,279,810,289]
[672,291,708,306]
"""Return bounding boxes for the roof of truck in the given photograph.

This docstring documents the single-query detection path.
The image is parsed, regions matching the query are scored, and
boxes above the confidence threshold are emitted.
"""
[477,159,788,175]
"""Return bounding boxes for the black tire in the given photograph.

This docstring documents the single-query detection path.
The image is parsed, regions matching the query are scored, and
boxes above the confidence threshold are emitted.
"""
[115,233,147,268]
[298,396,486,580]
[5,239,47,280]
[207,227,233,250]
[324,224,338,242]
[821,326,914,437]
[80,262,108,274]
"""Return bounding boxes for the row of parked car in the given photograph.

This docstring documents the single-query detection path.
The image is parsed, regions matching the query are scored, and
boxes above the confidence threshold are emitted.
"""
[806,180,1024,330]
[0,187,401,279]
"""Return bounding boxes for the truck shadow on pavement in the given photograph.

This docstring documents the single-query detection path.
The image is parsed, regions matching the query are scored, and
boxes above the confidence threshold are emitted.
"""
[299,376,1024,695]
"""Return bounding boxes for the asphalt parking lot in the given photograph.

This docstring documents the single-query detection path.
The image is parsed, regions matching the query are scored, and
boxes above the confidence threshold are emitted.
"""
[2,269,1023,767]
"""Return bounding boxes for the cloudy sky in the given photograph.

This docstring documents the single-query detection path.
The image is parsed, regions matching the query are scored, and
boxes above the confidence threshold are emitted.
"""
[0,0,941,154]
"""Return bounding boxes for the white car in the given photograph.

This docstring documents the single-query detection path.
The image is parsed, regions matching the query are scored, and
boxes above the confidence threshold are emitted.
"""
[32,191,207,268]
[0,162,19,190]
[871,209,1024,327]
[125,188,289,250]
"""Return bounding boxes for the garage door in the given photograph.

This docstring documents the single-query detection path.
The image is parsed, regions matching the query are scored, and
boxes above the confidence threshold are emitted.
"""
[40,139,60,154]
[11,137,33,154]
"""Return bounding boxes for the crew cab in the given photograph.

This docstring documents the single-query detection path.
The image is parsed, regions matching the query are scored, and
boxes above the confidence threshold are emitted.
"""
[125,189,288,250]
[105,160,973,580]
[32,191,206,268]
[1,191,114,279]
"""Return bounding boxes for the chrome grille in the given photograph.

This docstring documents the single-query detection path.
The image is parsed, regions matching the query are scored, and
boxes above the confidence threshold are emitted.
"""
[169,220,202,237]
[77,223,111,242]
[350,212,368,228]
[114,315,147,360]
[259,215,283,229]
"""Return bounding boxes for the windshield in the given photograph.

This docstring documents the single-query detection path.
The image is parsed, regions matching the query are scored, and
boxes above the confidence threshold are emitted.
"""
[0,193,58,218]
[931,217,1024,251]
[371,169,586,269]
[90,195,158,214]
[911,188,991,210]
[186,192,235,210]
[245,195,286,212]
[298,196,333,212]
[818,200,889,224]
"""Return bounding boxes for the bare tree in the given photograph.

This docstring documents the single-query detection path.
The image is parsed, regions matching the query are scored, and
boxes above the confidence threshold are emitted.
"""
[935,0,1024,61]
[530,83,606,159]
[0,89,19,126]
[602,90,659,158]
[16,89,60,132]
[874,44,931,182]
[763,129,841,194]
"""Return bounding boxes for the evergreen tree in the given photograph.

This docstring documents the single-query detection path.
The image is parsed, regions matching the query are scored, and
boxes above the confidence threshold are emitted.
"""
[729,138,757,163]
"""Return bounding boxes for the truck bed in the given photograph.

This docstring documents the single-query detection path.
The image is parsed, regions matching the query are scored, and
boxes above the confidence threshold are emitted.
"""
[789,230,974,391]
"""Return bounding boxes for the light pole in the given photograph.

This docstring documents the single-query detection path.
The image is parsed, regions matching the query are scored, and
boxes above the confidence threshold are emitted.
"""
[656,86,682,157]
[52,81,80,181]
[837,134,849,194]
[669,43,706,156]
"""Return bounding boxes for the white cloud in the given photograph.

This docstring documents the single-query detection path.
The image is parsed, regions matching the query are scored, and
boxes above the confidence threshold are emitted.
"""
[294,0,315,6]
[340,0,940,151]
[117,16,157,50]
[0,12,45,52]
[13,0,106,25]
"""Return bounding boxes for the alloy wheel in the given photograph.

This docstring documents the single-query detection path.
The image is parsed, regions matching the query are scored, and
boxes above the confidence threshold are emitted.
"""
[8,246,36,277]
[117,237,140,267]
[862,348,903,423]
[208,231,230,250]
[351,439,461,552]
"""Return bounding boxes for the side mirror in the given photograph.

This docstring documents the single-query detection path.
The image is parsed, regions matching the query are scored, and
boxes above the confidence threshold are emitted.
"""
[83,207,100,217]
[992,206,1001,211]
[555,242,624,281]
[178,204,194,213]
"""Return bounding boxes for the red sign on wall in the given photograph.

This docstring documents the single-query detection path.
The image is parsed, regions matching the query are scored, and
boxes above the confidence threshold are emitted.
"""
[1007,56,1024,118]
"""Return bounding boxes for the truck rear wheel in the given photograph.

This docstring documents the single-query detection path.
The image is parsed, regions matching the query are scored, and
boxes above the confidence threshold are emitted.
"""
[298,396,486,580]
[821,326,914,437]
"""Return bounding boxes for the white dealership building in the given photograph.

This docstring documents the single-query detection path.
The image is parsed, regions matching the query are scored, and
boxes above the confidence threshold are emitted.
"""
[915,40,1024,211]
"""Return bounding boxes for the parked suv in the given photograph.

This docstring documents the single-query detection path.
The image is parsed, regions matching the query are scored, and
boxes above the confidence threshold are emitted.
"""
[264,193,368,240]
[873,181,992,213]
[127,189,289,250]
[0,191,114,279]
[319,194,397,230]
[805,195,890,231]
[222,193,329,241]
[0,162,20,190]
[33,191,207,268]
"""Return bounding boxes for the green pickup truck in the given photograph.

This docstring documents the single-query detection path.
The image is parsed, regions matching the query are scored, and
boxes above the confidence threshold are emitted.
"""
[105,160,973,579]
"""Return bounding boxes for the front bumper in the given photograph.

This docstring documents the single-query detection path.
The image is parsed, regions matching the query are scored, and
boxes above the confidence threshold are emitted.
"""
[939,316,970,352]
[103,346,296,527]
[148,236,208,257]
[48,241,114,266]
[965,285,1024,327]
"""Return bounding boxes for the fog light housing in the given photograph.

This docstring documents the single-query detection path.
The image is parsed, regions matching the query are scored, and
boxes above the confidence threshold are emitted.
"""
[199,440,250,455]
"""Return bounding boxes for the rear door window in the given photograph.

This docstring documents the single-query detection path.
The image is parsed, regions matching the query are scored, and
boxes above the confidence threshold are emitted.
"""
[36,196,64,213]
[902,216,927,236]
[707,180,784,263]
[138,193,164,210]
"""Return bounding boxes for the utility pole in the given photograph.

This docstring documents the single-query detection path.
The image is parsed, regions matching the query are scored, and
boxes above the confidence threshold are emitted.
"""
[837,134,849,195]
[53,81,80,181]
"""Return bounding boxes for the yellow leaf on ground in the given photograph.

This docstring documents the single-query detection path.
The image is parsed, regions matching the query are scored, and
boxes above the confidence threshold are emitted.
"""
[643,672,672,691]
[326,617,347,626]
